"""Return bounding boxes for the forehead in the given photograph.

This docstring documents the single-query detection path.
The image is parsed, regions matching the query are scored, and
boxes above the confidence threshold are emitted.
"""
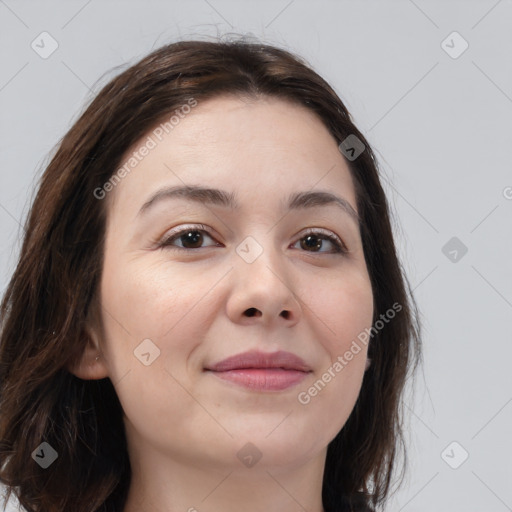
[105,95,358,220]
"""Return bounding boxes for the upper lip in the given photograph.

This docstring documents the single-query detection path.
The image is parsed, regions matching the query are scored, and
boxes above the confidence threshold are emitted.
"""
[205,350,312,372]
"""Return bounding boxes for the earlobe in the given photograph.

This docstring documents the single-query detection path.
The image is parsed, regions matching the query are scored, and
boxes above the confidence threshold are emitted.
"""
[67,351,109,380]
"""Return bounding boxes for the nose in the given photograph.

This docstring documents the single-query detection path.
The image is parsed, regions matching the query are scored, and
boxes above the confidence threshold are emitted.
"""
[225,238,302,328]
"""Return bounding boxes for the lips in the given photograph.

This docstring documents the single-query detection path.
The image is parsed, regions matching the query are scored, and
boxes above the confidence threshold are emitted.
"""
[205,350,312,372]
[204,350,312,391]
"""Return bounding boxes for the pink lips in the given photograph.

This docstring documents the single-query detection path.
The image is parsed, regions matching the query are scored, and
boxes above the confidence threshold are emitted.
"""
[205,350,311,391]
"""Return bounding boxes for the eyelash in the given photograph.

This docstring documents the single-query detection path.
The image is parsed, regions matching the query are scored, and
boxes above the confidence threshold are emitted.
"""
[157,224,348,255]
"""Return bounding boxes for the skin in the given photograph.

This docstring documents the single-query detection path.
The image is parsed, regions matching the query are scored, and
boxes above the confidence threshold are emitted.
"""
[70,95,374,512]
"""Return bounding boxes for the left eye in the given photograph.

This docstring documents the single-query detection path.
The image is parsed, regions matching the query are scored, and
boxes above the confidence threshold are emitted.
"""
[158,226,346,254]
[292,230,346,254]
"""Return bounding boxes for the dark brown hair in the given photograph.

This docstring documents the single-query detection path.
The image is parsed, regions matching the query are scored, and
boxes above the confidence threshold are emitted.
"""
[0,36,421,512]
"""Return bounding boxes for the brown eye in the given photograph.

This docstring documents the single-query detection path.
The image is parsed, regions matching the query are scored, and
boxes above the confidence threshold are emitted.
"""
[293,230,346,254]
[174,230,204,249]
[159,225,218,250]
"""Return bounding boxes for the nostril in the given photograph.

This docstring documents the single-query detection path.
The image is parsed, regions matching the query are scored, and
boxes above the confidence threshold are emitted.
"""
[245,307,259,317]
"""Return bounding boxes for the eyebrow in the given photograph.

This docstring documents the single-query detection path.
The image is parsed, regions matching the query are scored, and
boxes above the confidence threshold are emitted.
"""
[137,185,360,224]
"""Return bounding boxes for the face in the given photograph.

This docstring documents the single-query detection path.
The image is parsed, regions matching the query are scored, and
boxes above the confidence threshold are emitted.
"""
[83,95,374,472]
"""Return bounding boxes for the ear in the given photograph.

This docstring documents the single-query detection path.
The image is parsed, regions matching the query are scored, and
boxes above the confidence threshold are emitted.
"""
[66,300,109,380]
[67,334,109,380]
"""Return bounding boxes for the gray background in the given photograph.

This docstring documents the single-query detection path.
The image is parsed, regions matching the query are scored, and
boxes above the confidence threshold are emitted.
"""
[1,1,511,511]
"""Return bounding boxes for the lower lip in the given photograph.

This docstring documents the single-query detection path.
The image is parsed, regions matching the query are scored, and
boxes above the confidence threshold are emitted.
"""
[207,369,309,391]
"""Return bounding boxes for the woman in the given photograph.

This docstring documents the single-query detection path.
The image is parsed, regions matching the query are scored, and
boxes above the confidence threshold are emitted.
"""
[0,37,421,512]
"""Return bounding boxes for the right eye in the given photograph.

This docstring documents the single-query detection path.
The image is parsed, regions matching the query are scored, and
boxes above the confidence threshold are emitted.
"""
[158,224,221,251]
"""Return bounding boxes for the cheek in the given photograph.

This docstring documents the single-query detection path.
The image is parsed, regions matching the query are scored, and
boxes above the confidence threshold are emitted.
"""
[98,254,216,384]
[309,266,374,353]
[294,269,373,438]
[97,262,212,437]
[101,254,212,337]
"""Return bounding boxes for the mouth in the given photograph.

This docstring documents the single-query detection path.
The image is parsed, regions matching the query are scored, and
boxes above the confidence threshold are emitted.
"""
[206,368,310,391]
[204,350,312,391]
